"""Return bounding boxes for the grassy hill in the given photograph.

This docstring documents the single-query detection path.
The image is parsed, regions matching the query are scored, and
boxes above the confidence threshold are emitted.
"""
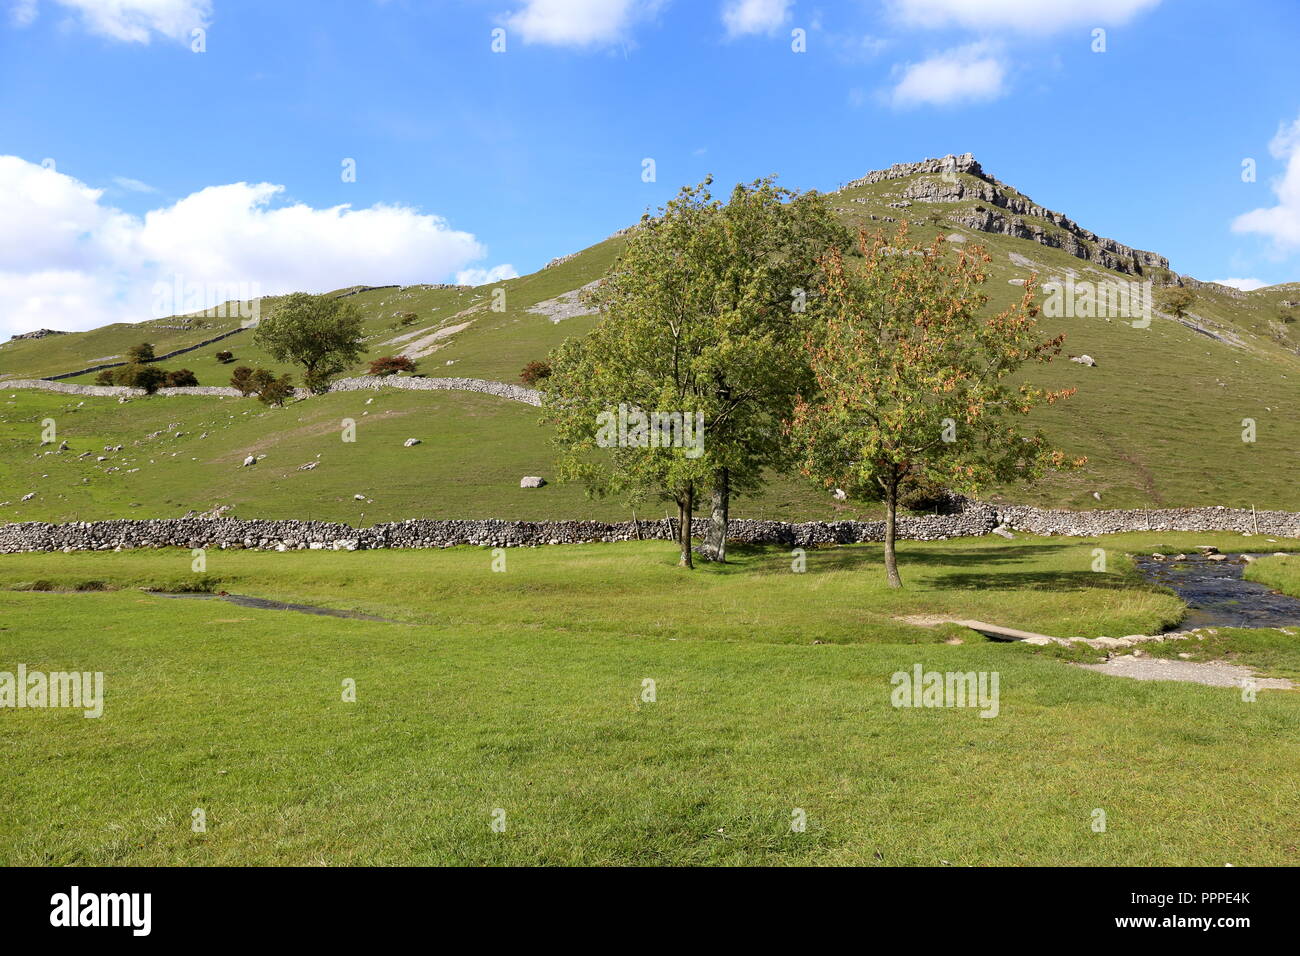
[3,156,1298,520]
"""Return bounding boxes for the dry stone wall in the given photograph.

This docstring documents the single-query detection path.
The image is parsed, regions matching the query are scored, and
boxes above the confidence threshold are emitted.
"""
[3,376,542,406]
[2,502,1297,554]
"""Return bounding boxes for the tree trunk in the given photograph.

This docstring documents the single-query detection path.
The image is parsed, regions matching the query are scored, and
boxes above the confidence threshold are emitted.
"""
[678,486,694,569]
[883,474,902,588]
[700,468,729,563]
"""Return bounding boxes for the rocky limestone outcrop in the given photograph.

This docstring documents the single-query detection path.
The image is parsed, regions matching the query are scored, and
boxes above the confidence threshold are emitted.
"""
[8,329,67,341]
[845,153,1178,280]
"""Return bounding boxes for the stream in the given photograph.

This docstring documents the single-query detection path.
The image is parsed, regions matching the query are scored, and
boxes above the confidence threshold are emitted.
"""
[1132,553,1300,629]
[154,592,398,623]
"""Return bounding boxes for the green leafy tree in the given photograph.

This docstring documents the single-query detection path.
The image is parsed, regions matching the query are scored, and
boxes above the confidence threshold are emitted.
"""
[546,177,849,565]
[164,369,199,387]
[126,342,155,364]
[683,178,850,562]
[253,292,364,393]
[93,369,115,386]
[1155,285,1196,323]
[542,182,722,568]
[789,224,1084,587]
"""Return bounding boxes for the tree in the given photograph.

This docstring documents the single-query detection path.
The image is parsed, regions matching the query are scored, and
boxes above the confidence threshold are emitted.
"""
[542,182,721,568]
[678,178,850,562]
[229,366,257,395]
[520,360,552,387]
[547,177,849,566]
[253,292,364,393]
[215,350,234,363]
[126,342,155,364]
[367,355,418,376]
[93,369,115,385]
[1155,285,1196,324]
[164,369,199,387]
[114,363,167,394]
[788,224,1084,588]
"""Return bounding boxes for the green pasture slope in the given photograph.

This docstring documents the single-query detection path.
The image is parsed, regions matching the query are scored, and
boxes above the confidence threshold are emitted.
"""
[3,159,1299,517]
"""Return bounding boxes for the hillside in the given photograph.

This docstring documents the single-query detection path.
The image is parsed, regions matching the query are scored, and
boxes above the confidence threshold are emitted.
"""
[2,155,1298,522]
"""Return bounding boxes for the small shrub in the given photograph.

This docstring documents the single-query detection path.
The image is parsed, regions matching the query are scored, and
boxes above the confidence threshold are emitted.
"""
[367,355,418,377]
[114,363,167,394]
[899,477,954,513]
[230,366,257,395]
[93,369,116,386]
[397,312,419,327]
[126,342,155,364]
[164,369,199,387]
[256,373,295,407]
[215,350,234,363]
[520,360,552,387]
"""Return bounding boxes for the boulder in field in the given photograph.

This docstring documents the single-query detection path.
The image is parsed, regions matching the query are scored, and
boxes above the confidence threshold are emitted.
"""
[520,476,546,488]
[242,455,256,467]
[1069,354,1097,367]
[404,438,421,447]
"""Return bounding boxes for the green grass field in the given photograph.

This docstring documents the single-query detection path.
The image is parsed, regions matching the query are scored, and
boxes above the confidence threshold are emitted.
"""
[2,534,1298,866]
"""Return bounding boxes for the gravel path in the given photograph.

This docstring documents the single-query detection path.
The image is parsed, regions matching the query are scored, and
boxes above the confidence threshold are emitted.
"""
[1077,655,1294,689]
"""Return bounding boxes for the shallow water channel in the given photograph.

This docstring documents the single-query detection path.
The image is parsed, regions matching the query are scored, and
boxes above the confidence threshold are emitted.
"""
[1132,554,1300,629]
[154,591,397,623]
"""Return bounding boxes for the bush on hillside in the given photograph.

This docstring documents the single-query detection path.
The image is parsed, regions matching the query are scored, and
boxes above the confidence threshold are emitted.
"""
[367,355,418,377]
[164,369,199,387]
[520,360,552,387]
[114,363,167,394]
[93,369,115,386]
[126,342,156,364]
[255,373,295,407]
[215,350,234,363]
[229,366,258,395]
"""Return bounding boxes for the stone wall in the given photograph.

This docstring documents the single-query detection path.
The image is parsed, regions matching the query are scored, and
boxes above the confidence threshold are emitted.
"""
[42,326,250,381]
[2,501,1296,554]
[3,376,542,406]
[993,504,1300,538]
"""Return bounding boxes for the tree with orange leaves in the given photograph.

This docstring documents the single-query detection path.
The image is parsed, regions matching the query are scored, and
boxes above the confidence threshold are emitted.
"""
[788,224,1084,587]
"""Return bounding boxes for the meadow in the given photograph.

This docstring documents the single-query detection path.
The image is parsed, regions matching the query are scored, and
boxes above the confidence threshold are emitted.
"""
[2,534,1298,866]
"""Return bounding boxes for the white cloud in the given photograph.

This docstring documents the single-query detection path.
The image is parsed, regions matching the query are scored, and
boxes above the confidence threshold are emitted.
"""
[887,0,1160,34]
[1232,116,1300,249]
[11,0,38,25]
[890,43,1005,108]
[14,0,211,43]
[1210,277,1268,291]
[502,0,662,48]
[456,264,519,286]
[112,175,157,193]
[0,156,498,337]
[722,0,791,37]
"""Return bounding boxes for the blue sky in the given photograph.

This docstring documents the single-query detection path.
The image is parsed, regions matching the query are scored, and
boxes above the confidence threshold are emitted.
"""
[3,0,1300,334]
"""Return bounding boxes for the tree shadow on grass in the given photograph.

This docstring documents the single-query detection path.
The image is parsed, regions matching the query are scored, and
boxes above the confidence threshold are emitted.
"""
[724,542,1149,594]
